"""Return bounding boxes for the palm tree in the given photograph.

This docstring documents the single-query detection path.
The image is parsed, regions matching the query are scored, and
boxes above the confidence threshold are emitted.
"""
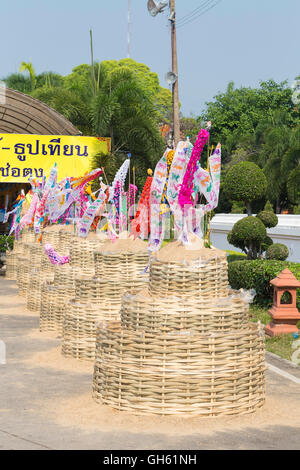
[19,61,36,91]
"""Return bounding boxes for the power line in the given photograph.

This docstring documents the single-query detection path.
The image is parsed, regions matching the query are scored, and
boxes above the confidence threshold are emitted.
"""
[176,0,214,25]
[177,0,222,29]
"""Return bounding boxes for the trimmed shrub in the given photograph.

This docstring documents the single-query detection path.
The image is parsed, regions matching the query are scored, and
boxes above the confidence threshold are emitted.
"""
[0,235,14,253]
[264,200,274,212]
[224,162,267,204]
[227,216,266,259]
[266,243,289,261]
[228,259,300,309]
[256,211,278,228]
[261,236,273,253]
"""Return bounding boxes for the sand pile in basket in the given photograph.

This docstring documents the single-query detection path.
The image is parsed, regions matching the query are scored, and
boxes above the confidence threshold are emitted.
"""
[100,233,148,253]
[44,225,61,232]
[156,236,226,264]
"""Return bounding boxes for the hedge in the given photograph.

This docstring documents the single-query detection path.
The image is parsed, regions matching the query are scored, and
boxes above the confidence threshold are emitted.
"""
[228,259,300,309]
[0,235,14,253]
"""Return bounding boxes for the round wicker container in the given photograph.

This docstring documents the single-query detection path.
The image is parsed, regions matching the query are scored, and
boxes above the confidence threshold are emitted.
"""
[17,259,30,297]
[58,229,74,254]
[22,227,36,243]
[54,265,94,288]
[5,252,19,280]
[94,251,149,280]
[149,255,228,299]
[42,228,60,249]
[62,300,120,361]
[40,252,55,275]
[121,289,250,334]
[93,321,266,416]
[69,237,106,269]
[27,269,53,312]
[74,276,148,305]
[40,283,75,333]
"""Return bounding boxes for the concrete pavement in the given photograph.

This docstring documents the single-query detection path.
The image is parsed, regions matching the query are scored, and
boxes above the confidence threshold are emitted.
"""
[0,279,300,450]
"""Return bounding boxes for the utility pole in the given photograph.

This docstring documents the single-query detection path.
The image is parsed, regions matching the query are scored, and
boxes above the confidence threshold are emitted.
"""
[169,0,180,147]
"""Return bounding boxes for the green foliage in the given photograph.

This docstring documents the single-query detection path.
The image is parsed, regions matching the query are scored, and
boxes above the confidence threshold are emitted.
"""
[266,243,289,261]
[224,162,267,209]
[256,210,278,228]
[0,235,14,253]
[3,73,32,93]
[294,204,300,214]
[249,305,299,360]
[32,87,91,135]
[19,61,36,90]
[261,235,273,253]
[228,259,300,309]
[264,200,274,212]
[226,251,247,263]
[230,201,246,214]
[287,167,300,204]
[180,117,200,143]
[227,216,267,259]
[200,80,297,161]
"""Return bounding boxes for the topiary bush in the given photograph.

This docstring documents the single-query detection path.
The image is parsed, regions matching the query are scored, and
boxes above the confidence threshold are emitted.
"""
[224,162,267,215]
[0,235,14,253]
[264,200,274,212]
[261,235,273,253]
[227,216,266,259]
[256,211,278,228]
[266,243,289,261]
[228,259,300,309]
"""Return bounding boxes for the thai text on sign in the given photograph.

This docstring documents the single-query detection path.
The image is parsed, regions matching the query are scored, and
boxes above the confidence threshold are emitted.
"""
[0,134,111,183]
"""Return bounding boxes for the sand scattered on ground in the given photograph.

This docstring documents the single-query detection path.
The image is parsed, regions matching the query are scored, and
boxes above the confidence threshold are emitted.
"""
[27,329,61,340]
[24,345,94,374]
[41,386,300,436]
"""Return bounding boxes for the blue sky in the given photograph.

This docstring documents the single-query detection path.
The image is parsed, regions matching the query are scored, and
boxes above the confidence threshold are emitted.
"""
[1,0,300,115]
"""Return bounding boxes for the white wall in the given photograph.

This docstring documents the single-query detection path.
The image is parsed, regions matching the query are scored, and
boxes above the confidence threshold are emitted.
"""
[210,214,300,263]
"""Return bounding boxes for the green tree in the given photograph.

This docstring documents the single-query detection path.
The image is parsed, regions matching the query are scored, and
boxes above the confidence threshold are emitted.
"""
[2,73,31,93]
[224,161,267,215]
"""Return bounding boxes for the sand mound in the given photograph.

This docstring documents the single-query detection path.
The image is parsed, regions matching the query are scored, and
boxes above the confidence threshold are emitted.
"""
[101,234,148,253]
[156,237,226,264]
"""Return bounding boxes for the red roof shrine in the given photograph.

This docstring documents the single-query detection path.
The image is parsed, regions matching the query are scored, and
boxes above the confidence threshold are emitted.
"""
[270,269,300,288]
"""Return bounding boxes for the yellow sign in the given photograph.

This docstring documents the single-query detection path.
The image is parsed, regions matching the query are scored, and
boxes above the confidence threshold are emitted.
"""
[0,134,111,183]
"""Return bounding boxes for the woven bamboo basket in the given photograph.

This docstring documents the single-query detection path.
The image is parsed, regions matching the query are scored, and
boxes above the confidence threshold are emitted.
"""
[53,265,94,288]
[42,228,60,249]
[40,283,75,333]
[74,276,148,305]
[94,251,149,280]
[17,259,31,297]
[27,269,54,312]
[40,252,55,275]
[69,237,106,270]
[121,289,250,334]
[149,255,228,299]
[58,228,74,254]
[22,227,36,243]
[62,300,120,361]
[93,321,266,416]
[5,252,19,280]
